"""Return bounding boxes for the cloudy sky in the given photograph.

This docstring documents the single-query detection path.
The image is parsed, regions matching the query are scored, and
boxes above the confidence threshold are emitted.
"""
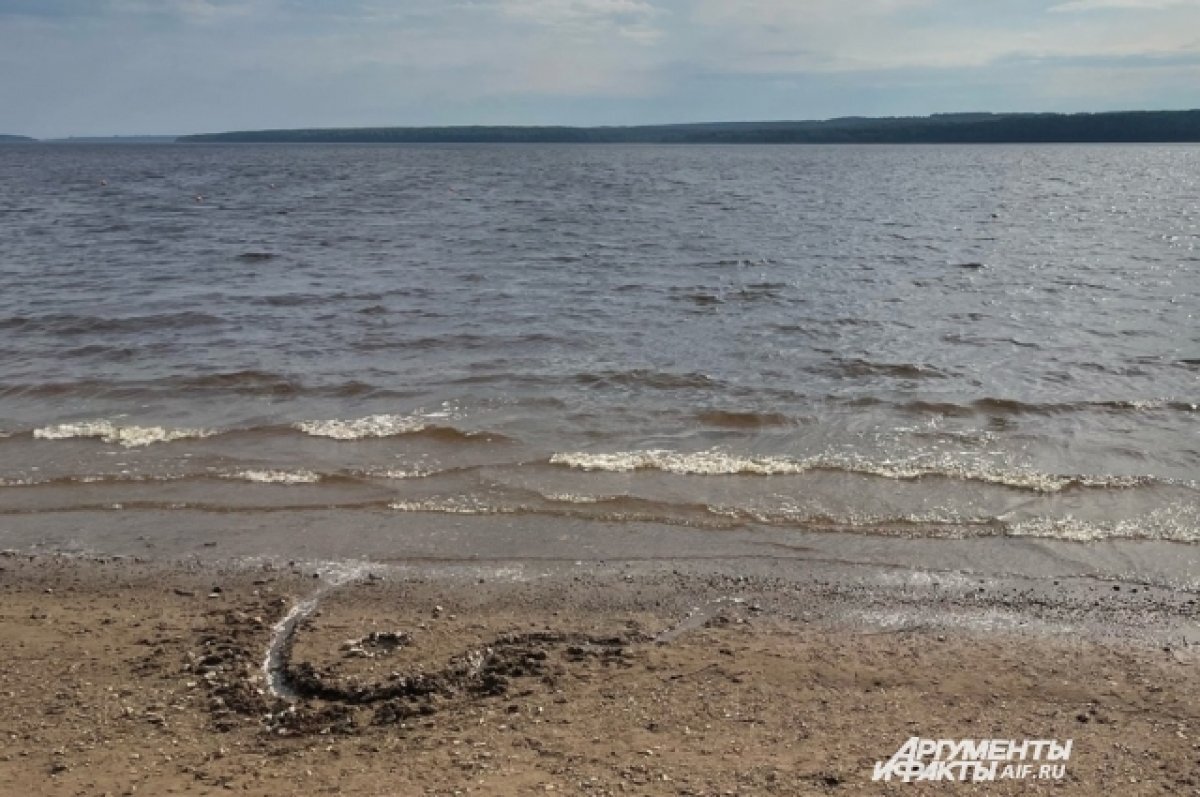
[2,0,1199,137]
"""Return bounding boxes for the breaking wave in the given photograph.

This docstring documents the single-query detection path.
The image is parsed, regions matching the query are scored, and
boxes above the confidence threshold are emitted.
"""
[1004,505,1200,543]
[548,449,1168,493]
[550,450,810,476]
[225,469,323,485]
[0,466,446,489]
[14,414,505,446]
[388,498,519,516]
[32,421,214,448]
[294,414,428,440]
[294,414,507,442]
[382,492,1197,543]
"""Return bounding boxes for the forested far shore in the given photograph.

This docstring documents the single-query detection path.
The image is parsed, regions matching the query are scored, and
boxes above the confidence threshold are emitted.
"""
[176,110,1200,144]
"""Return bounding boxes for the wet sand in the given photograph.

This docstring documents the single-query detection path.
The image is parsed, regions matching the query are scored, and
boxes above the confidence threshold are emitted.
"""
[0,552,1197,796]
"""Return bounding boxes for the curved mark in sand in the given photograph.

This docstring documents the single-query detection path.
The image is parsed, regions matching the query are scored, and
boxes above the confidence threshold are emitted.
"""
[261,569,655,707]
[262,564,379,701]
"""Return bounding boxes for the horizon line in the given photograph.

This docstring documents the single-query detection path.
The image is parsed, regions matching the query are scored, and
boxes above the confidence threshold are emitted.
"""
[10,106,1200,141]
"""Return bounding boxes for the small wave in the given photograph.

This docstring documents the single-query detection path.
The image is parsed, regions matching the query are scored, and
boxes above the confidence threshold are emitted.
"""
[725,507,1002,536]
[173,371,379,398]
[389,494,743,529]
[550,450,810,476]
[695,410,793,428]
[666,282,788,305]
[574,369,718,390]
[236,251,277,261]
[252,293,340,308]
[0,311,223,335]
[1004,505,1200,543]
[735,282,788,302]
[548,449,1163,493]
[173,370,301,394]
[703,257,777,268]
[897,400,976,417]
[1018,397,1199,414]
[823,359,951,379]
[0,373,386,400]
[295,414,427,440]
[383,491,1000,534]
[539,493,745,526]
[974,397,1071,415]
[897,397,1198,416]
[388,498,517,515]
[18,416,504,448]
[374,467,437,480]
[0,473,192,488]
[673,291,722,307]
[0,467,432,489]
[1097,399,1199,413]
[32,421,213,448]
[294,414,507,443]
[541,493,600,504]
[0,380,136,399]
[224,469,322,485]
[388,493,1199,543]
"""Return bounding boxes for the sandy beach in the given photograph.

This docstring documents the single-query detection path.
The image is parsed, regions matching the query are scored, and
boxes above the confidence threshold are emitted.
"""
[1,551,1196,796]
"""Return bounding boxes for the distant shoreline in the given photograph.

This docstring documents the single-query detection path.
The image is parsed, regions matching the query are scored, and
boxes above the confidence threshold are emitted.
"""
[175,109,1200,144]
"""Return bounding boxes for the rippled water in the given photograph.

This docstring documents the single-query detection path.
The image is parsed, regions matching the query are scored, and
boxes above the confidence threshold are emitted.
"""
[1,143,1198,543]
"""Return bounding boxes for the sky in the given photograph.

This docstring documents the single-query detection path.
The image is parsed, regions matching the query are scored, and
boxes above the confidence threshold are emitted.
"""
[2,0,1199,137]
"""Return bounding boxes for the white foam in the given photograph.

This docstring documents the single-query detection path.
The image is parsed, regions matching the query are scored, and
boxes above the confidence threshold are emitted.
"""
[549,449,810,476]
[549,448,1151,493]
[389,498,515,515]
[0,477,36,487]
[375,466,435,480]
[1111,398,1181,411]
[33,420,213,448]
[542,493,601,504]
[824,452,1076,492]
[227,469,322,485]
[294,414,427,440]
[0,473,193,487]
[1005,505,1200,543]
[727,503,991,535]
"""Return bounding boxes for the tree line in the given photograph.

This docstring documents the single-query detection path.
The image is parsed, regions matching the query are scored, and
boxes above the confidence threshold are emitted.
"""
[176,110,1200,144]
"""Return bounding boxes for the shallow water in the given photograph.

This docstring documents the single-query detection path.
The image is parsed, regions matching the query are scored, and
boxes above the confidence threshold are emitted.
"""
[1,143,1197,544]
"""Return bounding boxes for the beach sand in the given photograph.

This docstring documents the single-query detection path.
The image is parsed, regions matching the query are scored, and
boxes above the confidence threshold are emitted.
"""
[0,553,1197,796]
